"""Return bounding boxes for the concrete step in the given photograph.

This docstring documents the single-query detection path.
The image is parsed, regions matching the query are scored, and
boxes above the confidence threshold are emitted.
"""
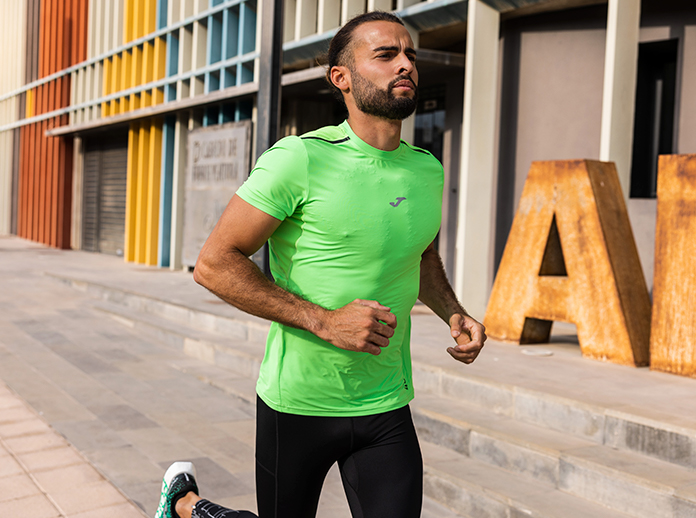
[92,300,265,382]
[422,441,633,518]
[53,274,696,475]
[412,360,696,472]
[48,272,271,344]
[413,395,696,518]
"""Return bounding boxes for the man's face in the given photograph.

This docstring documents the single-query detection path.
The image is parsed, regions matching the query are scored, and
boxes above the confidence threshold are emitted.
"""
[345,21,419,121]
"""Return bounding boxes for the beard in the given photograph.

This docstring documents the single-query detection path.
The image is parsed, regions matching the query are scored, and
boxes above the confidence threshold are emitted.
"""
[350,69,418,121]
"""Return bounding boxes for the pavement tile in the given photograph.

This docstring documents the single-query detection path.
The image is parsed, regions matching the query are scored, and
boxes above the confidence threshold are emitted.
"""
[71,501,146,518]
[32,463,104,494]
[120,479,161,516]
[0,417,52,439]
[0,406,39,424]
[0,473,41,502]
[50,479,126,515]
[4,432,69,454]
[51,419,130,451]
[118,427,204,464]
[0,394,23,410]
[88,445,164,486]
[0,493,60,518]
[183,456,254,500]
[17,445,85,473]
[0,454,25,478]
[87,404,159,431]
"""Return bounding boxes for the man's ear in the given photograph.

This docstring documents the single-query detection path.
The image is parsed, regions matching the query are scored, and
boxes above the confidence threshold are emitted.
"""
[330,65,351,93]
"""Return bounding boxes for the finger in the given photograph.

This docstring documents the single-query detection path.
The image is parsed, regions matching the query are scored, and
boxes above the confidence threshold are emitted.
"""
[467,324,483,343]
[355,299,391,311]
[450,314,463,338]
[374,309,397,329]
[447,345,482,364]
[371,320,395,338]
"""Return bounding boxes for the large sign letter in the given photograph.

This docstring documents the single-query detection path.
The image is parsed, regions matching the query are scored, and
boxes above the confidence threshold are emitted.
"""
[484,160,651,367]
[651,154,696,377]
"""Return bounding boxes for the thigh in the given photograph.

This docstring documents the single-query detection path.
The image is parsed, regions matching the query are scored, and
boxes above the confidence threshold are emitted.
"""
[255,397,351,518]
[338,406,423,518]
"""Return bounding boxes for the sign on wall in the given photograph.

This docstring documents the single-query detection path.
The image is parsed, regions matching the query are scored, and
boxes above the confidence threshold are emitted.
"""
[182,120,251,267]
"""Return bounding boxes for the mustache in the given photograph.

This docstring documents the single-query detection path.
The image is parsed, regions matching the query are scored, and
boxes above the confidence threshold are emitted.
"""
[388,75,417,90]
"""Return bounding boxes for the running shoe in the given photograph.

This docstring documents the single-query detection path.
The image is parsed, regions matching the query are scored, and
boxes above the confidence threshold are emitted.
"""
[153,461,199,518]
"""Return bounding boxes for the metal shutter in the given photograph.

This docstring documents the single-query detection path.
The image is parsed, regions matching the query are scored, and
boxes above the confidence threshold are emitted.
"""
[82,135,128,256]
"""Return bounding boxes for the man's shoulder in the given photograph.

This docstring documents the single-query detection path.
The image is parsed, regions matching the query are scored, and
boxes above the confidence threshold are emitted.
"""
[400,140,436,159]
[298,125,350,145]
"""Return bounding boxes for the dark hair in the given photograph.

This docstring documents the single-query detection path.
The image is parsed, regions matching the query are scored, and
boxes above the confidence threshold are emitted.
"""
[324,11,405,102]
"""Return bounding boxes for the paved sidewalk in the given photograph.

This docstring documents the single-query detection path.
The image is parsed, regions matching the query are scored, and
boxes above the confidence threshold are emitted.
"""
[0,380,144,518]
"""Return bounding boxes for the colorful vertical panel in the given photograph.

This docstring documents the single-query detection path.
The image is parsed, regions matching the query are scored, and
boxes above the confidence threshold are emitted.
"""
[0,0,28,235]
[16,0,89,249]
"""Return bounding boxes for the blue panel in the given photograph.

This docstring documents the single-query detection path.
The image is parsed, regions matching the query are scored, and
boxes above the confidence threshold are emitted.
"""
[158,116,176,268]
[225,7,240,59]
[239,61,254,85]
[156,0,168,30]
[166,33,179,77]
[240,1,257,56]
[209,13,223,64]
[223,66,236,88]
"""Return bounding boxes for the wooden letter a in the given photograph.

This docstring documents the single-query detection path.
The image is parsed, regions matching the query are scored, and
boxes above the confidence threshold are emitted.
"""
[484,160,651,367]
[651,154,696,377]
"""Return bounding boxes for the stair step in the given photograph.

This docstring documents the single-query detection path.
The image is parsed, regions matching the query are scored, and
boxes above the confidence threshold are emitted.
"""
[422,441,633,518]
[92,300,265,380]
[413,394,696,517]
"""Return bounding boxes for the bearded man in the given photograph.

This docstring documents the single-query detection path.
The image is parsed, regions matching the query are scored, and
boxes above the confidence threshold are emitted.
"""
[154,10,486,518]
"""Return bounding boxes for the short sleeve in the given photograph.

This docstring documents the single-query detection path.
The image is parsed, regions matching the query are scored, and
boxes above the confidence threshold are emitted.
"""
[236,135,308,220]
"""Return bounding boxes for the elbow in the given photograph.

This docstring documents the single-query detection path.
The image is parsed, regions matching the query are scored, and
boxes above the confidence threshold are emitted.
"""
[193,253,213,289]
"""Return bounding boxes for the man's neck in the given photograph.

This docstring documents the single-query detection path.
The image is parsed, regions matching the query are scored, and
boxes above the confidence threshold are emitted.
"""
[346,111,402,151]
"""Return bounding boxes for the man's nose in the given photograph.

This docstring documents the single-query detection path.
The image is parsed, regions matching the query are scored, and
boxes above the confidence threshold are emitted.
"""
[396,53,415,75]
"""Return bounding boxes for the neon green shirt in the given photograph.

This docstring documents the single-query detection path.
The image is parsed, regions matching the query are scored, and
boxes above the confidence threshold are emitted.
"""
[236,120,443,416]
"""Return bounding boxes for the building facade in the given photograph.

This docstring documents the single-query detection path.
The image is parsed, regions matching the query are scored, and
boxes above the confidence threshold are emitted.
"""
[0,0,694,319]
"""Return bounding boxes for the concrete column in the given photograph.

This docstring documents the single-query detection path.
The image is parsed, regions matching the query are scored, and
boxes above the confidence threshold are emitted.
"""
[454,0,500,320]
[599,0,641,199]
[70,137,84,250]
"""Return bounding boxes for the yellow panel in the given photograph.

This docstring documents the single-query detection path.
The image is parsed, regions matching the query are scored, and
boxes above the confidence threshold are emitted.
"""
[134,123,151,263]
[144,0,157,35]
[110,53,122,115]
[134,0,145,39]
[130,45,143,109]
[145,119,163,265]
[124,123,140,262]
[120,50,132,112]
[142,42,154,107]
[25,89,34,118]
[152,37,167,106]
[123,0,135,43]
[102,58,112,116]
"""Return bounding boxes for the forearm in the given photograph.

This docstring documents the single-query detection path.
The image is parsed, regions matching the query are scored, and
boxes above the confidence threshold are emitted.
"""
[418,247,468,323]
[193,250,328,337]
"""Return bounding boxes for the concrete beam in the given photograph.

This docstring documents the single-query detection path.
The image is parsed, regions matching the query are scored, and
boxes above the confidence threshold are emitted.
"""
[454,0,500,320]
[599,0,640,199]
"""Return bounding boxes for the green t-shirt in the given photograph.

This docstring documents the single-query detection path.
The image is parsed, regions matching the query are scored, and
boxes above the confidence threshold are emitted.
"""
[236,120,443,416]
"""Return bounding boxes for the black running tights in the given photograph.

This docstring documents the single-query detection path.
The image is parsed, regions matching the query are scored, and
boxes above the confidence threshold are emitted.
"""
[193,397,423,518]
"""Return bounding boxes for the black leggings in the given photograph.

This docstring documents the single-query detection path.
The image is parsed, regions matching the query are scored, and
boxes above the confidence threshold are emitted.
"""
[192,398,423,518]
[255,396,423,518]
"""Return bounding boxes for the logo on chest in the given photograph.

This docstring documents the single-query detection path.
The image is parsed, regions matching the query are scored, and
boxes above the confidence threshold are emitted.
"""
[390,197,406,207]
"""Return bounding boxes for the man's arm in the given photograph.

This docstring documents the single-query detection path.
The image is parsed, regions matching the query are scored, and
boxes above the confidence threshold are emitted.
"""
[193,194,397,356]
[417,242,486,364]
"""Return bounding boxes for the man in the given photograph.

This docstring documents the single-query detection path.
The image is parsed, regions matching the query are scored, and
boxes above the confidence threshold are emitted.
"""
[154,10,486,518]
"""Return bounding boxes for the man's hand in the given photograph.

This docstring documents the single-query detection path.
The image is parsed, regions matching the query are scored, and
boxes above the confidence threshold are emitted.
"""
[447,313,486,364]
[317,299,397,356]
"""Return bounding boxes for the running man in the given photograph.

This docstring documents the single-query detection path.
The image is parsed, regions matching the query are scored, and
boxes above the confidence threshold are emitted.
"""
[154,10,486,518]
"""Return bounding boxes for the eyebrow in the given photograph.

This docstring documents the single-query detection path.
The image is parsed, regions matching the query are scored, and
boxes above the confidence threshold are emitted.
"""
[372,46,417,57]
